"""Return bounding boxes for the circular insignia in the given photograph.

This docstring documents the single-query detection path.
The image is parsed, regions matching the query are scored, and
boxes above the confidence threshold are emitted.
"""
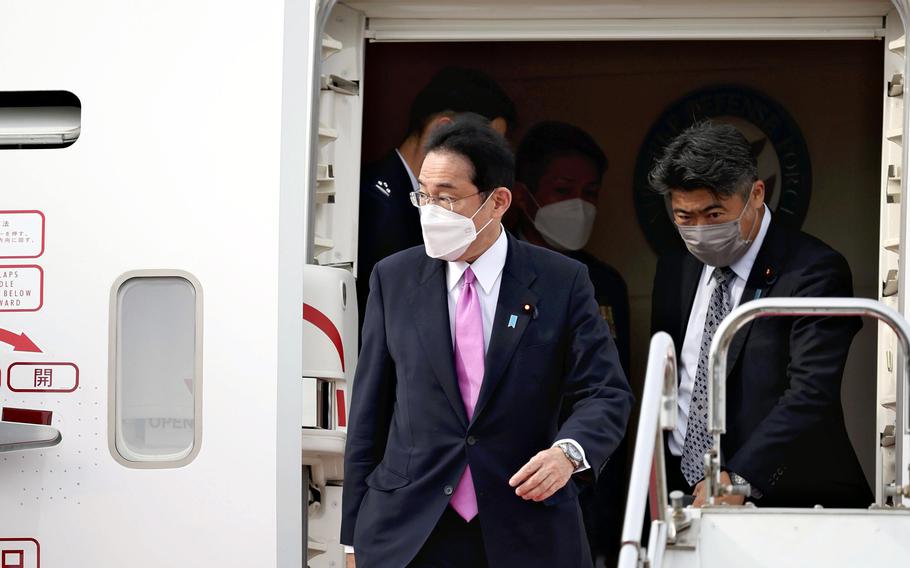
[633,85,812,255]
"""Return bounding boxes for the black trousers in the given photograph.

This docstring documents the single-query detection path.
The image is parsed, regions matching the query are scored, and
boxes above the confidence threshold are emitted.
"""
[407,506,489,568]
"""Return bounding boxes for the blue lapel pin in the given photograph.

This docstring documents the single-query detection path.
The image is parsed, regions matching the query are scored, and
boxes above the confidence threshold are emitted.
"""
[754,289,763,300]
[508,314,518,329]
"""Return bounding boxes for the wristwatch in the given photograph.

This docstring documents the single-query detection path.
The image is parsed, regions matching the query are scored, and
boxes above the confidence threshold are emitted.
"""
[730,472,749,486]
[556,442,583,470]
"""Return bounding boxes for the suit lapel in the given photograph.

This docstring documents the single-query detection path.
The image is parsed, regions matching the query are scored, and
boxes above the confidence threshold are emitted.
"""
[677,255,703,364]
[409,256,469,427]
[725,217,786,374]
[471,236,538,426]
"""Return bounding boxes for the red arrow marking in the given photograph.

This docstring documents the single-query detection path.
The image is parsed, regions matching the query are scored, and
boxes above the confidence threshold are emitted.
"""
[0,328,42,352]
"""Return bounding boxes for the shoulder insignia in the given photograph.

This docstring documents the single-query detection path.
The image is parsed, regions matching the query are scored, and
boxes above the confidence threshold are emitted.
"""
[374,180,391,197]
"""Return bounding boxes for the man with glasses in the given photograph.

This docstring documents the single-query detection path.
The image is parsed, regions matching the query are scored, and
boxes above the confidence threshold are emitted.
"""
[342,118,632,567]
[356,67,515,329]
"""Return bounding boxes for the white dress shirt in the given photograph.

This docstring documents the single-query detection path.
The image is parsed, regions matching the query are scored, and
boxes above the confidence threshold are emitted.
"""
[669,205,772,456]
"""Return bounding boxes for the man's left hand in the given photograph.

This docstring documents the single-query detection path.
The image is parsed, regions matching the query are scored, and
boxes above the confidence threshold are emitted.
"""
[508,447,574,502]
[692,471,746,507]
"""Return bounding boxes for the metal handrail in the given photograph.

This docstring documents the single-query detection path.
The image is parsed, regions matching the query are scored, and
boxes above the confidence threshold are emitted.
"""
[707,297,910,506]
[618,332,678,568]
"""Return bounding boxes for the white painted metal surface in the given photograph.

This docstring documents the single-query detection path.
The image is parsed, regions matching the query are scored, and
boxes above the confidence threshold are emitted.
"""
[618,333,677,568]
[663,508,910,568]
[367,17,886,42]
[303,264,358,567]
[348,0,895,20]
[0,1,308,566]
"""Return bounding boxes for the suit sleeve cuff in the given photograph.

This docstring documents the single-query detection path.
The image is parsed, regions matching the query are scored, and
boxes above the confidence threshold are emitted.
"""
[552,439,590,473]
[344,545,355,554]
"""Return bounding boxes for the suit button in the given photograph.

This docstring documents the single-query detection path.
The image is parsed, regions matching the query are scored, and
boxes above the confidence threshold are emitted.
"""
[467,436,477,446]
[444,485,454,496]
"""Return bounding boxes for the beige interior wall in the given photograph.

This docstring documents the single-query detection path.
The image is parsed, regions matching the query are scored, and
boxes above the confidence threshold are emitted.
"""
[363,39,883,483]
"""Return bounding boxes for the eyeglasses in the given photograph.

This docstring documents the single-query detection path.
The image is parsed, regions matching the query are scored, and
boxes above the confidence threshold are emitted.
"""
[409,190,485,211]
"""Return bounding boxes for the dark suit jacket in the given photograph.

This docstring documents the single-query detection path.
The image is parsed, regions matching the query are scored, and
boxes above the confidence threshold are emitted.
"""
[513,240,631,560]
[342,234,634,567]
[565,249,631,375]
[563,249,631,561]
[651,216,872,508]
[357,151,422,329]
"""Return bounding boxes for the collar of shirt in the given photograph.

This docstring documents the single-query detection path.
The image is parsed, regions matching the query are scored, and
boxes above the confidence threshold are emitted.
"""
[394,149,419,192]
[446,225,508,295]
[703,204,772,285]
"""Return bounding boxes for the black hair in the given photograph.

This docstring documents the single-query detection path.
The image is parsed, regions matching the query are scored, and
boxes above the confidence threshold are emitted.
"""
[424,114,515,193]
[515,121,607,192]
[649,121,758,198]
[407,67,517,136]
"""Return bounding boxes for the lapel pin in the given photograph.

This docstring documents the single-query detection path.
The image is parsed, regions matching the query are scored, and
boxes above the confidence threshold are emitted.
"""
[764,267,777,285]
[508,314,518,329]
[522,303,539,320]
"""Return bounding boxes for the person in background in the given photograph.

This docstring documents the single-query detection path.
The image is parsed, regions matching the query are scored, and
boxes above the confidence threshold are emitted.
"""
[511,121,631,566]
[357,67,516,327]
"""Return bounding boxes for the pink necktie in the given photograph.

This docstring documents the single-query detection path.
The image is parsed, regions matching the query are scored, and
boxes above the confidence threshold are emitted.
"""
[450,267,484,521]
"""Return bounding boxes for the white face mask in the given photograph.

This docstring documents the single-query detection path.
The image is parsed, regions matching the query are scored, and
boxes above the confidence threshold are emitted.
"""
[419,193,495,261]
[530,196,597,251]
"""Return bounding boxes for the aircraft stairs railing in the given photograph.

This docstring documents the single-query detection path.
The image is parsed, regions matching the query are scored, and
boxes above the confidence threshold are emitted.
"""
[619,298,910,568]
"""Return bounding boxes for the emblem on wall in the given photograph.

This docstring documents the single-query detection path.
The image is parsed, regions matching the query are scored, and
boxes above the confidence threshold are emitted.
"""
[633,85,812,255]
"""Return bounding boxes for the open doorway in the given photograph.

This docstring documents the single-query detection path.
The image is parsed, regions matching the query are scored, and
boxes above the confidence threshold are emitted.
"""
[361,38,883,486]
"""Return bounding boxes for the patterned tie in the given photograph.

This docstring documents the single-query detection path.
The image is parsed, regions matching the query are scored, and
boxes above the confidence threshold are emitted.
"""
[450,267,485,521]
[681,267,735,486]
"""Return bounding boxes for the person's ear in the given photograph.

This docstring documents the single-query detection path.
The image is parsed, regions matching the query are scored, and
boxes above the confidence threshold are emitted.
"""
[490,187,512,219]
[490,117,508,136]
[751,179,765,208]
[422,115,454,140]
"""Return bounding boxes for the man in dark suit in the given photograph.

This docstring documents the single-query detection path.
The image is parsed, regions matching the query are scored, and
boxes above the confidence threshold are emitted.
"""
[649,121,872,508]
[343,118,633,567]
[357,67,516,329]
[511,121,631,565]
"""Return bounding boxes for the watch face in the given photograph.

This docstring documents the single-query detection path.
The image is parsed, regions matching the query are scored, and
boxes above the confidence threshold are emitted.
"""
[562,443,581,462]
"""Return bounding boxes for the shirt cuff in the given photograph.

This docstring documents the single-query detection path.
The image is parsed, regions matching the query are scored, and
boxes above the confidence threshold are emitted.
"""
[552,439,590,473]
[344,545,355,554]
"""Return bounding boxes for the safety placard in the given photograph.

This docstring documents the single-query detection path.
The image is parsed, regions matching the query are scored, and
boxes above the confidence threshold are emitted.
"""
[0,266,43,312]
[8,362,78,393]
[0,538,39,568]
[0,211,44,259]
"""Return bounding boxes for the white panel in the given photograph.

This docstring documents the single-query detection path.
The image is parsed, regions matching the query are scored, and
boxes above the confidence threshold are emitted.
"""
[349,0,894,19]
[880,7,909,507]
[0,0,289,566]
[315,2,366,266]
[367,17,885,42]
[676,509,910,567]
